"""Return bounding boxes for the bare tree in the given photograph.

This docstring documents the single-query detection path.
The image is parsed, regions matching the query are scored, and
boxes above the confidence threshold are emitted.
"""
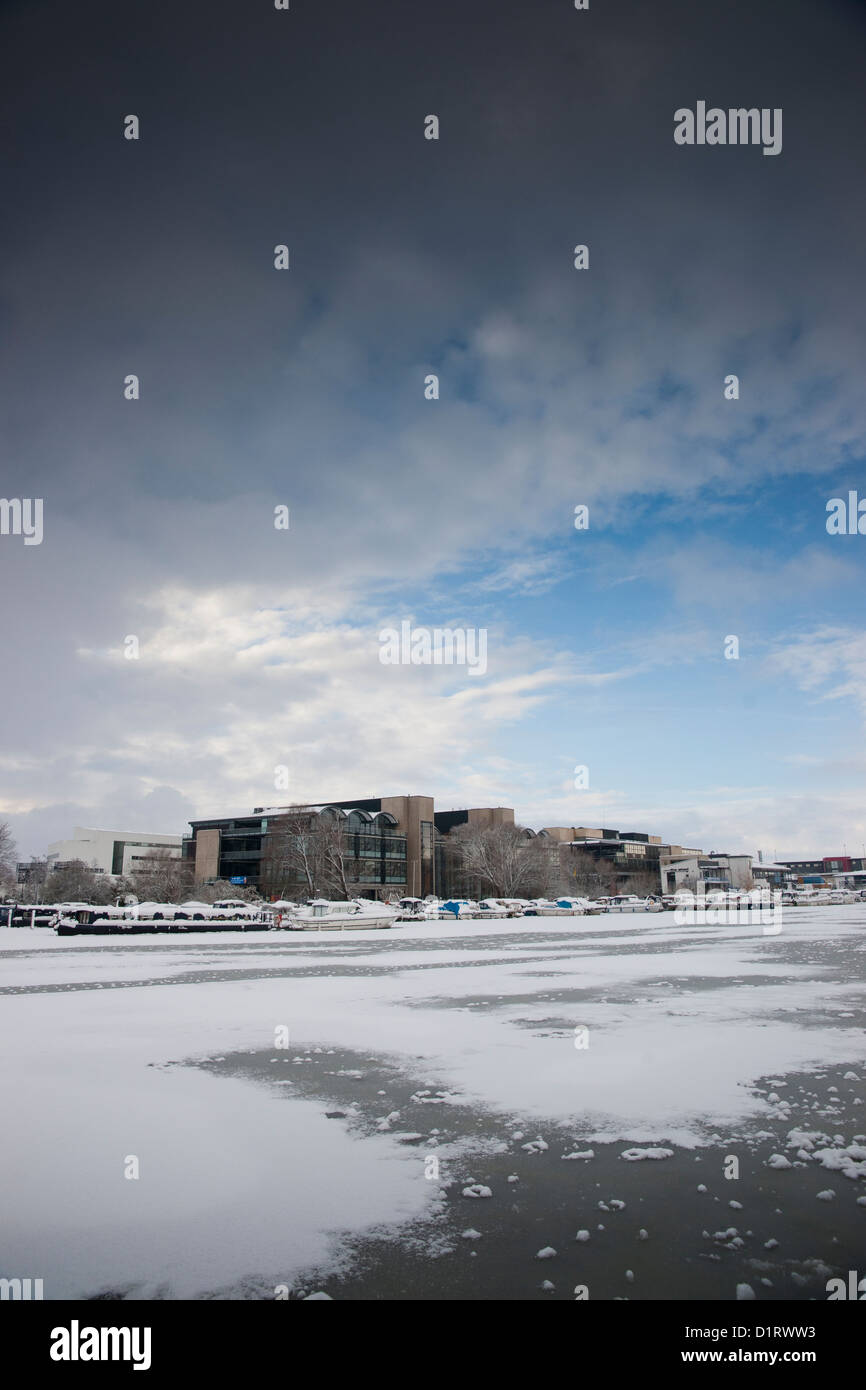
[449,823,559,898]
[562,848,611,898]
[260,809,376,901]
[195,878,261,904]
[621,867,662,897]
[319,817,354,898]
[14,858,53,903]
[260,809,327,899]
[0,821,17,893]
[42,858,105,903]
[129,848,195,902]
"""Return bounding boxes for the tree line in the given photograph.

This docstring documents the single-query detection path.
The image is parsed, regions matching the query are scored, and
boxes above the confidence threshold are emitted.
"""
[259,812,660,901]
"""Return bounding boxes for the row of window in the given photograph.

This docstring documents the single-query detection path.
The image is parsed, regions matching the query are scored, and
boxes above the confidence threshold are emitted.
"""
[349,834,407,858]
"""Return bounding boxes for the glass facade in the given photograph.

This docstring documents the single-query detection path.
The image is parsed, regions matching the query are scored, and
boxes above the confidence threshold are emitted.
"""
[189,810,408,895]
[346,830,409,888]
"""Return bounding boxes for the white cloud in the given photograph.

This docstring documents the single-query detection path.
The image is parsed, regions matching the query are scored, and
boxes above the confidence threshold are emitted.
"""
[769,627,866,714]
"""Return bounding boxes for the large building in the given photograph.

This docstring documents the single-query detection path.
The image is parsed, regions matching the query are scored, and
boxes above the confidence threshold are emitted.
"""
[40,826,183,878]
[537,826,708,893]
[660,852,754,894]
[184,798,518,899]
[184,802,725,899]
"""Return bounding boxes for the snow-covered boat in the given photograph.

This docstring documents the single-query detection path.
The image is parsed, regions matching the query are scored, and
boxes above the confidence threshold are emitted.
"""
[4,902,70,927]
[476,898,527,917]
[54,903,275,935]
[437,899,481,919]
[791,887,835,906]
[273,899,399,931]
[394,896,443,922]
[597,894,662,913]
[702,890,755,910]
[555,896,598,915]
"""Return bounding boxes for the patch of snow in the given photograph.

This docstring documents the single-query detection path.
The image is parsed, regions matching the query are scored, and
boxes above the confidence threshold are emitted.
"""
[621,1147,675,1162]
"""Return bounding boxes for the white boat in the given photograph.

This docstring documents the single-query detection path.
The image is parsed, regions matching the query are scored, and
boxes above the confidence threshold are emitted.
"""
[476,898,526,917]
[394,896,444,922]
[274,899,400,931]
[394,896,424,920]
[556,895,600,915]
[522,897,576,916]
[673,889,781,915]
[791,888,834,906]
[597,894,662,913]
[522,899,555,916]
[703,890,746,910]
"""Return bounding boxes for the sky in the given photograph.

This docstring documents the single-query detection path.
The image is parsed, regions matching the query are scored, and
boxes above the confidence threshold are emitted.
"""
[1,0,865,861]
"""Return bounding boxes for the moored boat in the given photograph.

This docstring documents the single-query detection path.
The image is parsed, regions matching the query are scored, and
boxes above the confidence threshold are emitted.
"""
[273,898,399,931]
[394,896,443,922]
[54,903,275,935]
[437,899,481,919]
[476,898,527,918]
[596,894,664,913]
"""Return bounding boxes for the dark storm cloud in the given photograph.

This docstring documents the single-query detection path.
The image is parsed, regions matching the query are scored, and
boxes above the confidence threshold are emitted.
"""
[1,0,865,851]
[3,0,864,520]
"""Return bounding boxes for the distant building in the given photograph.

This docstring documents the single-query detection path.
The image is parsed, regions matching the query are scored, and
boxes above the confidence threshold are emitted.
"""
[43,827,182,878]
[182,801,764,900]
[752,860,798,888]
[661,853,753,894]
[539,826,706,893]
[776,855,866,884]
[15,860,56,885]
[185,798,516,898]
